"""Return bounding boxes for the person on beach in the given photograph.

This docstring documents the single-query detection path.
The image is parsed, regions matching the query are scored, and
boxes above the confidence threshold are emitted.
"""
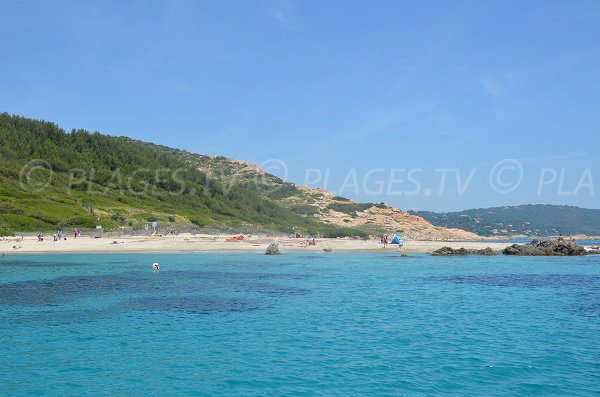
[74,228,79,239]
[558,233,564,242]
[383,234,388,248]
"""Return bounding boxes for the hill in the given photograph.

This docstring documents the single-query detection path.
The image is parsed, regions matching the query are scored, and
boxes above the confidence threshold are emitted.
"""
[0,113,478,239]
[410,205,600,237]
[152,148,478,240]
[0,113,351,237]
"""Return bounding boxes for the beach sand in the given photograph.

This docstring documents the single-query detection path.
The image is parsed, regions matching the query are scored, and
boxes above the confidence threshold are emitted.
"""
[0,234,512,255]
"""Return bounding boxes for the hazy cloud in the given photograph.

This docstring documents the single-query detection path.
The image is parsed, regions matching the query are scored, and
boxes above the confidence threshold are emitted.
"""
[480,76,502,98]
[266,0,295,25]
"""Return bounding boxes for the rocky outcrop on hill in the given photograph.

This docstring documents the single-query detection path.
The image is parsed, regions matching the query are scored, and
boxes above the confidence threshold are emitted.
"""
[431,247,500,256]
[502,239,590,256]
[289,186,481,240]
[187,154,482,240]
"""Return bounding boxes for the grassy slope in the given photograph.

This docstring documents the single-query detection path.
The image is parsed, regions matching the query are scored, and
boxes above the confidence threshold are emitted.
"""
[0,113,368,237]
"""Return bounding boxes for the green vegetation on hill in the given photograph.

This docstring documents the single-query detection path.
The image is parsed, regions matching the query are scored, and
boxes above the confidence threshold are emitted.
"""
[410,205,600,237]
[326,202,388,218]
[0,113,369,238]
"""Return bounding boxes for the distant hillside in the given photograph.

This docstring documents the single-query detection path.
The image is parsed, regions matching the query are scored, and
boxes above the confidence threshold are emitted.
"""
[0,113,478,239]
[410,205,600,237]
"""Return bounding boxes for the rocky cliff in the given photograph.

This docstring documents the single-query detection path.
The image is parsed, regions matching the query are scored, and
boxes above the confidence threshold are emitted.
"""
[181,154,481,240]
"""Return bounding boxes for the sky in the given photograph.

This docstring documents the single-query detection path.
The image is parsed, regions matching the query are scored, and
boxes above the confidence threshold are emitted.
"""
[1,0,599,211]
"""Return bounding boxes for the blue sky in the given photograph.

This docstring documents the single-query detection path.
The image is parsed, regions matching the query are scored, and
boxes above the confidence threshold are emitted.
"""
[1,0,599,211]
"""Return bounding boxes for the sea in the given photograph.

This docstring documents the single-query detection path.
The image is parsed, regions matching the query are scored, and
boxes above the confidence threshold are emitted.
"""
[1,252,599,396]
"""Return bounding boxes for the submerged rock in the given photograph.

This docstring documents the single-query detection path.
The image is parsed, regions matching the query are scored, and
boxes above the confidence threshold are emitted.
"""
[265,240,281,255]
[502,239,590,256]
[431,246,500,256]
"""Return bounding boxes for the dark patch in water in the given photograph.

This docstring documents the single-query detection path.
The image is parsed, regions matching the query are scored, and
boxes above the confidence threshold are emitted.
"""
[425,274,600,289]
[427,274,600,317]
[6,307,116,325]
[570,289,600,317]
[5,295,259,325]
[0,270,311,306]
[126,296,259,314]
[0,275,126,305]
[572,301,600,317]
[243,282,309,295]
[0,260,88,267]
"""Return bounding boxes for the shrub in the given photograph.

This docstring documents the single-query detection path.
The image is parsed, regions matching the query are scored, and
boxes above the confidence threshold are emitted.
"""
[291,205,319,215]
[322,227,369,240]
[332,196,351,201]
[326,202,387,215]
[60,217,97,228]
[266,184,298,199]
[190,218,206,227]
[111,212,127,223]
[0,203,24,215]
[31,214,60,225]
[0,225,14,236]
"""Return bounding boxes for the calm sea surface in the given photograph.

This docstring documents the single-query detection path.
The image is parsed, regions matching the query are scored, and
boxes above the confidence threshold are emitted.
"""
[1,252,599,396]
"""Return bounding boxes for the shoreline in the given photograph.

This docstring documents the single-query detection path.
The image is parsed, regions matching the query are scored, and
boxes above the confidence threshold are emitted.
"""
[2,234,598,256]
[1,234,514,255]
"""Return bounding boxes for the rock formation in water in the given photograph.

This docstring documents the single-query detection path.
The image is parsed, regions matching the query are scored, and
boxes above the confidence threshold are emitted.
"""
[265,240,281,255]
[431,240,599,256]
[502,239,590,256]
[431,247,500,256]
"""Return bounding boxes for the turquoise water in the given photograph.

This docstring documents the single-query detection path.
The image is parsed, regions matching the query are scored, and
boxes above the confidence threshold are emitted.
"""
[1,253,599,396]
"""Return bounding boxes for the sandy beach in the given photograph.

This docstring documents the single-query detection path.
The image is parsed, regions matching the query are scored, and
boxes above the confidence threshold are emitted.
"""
[0,234,517,255]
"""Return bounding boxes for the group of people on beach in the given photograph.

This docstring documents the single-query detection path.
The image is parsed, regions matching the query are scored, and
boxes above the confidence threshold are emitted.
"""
[36,228,81,242]
[144,222,159,236]
[52,230,65,241]
[380,233,405,252]
[302,238,317,247]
